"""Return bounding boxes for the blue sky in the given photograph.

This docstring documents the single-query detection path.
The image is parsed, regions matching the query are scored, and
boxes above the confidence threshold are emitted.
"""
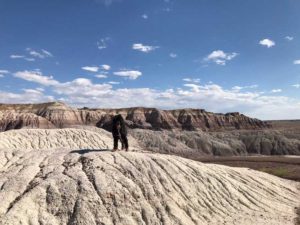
[1,0,300,119]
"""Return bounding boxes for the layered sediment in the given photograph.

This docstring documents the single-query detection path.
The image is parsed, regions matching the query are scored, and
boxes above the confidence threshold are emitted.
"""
[0,102,270,132]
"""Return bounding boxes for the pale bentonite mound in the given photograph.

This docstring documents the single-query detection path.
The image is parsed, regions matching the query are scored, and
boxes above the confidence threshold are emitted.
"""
[0,128,141,151]
[0,129,299,225]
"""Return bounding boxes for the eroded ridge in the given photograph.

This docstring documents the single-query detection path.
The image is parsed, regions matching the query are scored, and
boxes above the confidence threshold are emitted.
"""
[0,148,299,225]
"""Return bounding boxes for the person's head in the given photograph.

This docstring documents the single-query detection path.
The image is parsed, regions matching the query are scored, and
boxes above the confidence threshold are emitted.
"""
[116,114,123,121]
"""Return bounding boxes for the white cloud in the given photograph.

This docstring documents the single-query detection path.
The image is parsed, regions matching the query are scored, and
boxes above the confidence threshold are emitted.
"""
[95,74,108,78]
[53,78,112,100]
[10,55,24,59]
[132,43,159,53]
[0,69,9,78]
[97,37,110,50]
[97,40,106,50]
[27,48,53,59]
[82,66,99,72]
[169,53,177,58]
[25,58,35,62]
[183,83,201,92]
[0,89,54,103]
[36,87,45,92]
[42,49,53,57]
[0,70,9,74]
[292,84,300,88]
[271,89,282,93]
[247,84,258,88]
[231,86,243,91]
[113,70,142,80]
[142,14,148,19]
[108,81,120,84]
[183,78,200,83]
[30,50,45,58]
[294,60,300,65]
[10,71,300,119]
[13,70,113,103]
[232,85,258,92]
[11,69,300,119]
[259,39,275,48]
[101,64,111,70]
[22,88,44,95]
[204,50,238,65]
[163,7,171,12]
[94,0,122,6]
[14,70,59,86]
[285,36,294,41]
[11,49,52,61]
[59,85,300,119]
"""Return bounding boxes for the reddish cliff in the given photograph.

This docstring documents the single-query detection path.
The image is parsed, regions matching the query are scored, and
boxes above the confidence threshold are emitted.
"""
[0,102,270,132]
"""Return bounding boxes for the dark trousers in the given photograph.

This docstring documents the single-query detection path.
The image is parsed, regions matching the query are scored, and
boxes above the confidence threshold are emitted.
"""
[113,135,128,149]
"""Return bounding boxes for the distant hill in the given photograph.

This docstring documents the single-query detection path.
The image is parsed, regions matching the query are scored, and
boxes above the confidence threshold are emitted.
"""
[0,101,270,132]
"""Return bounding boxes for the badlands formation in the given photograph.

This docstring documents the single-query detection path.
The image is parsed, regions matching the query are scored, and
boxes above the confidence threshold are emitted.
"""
[130,129,300,156]
[0,128,299,225]
[0,102,269,131]
[2,102,300,157]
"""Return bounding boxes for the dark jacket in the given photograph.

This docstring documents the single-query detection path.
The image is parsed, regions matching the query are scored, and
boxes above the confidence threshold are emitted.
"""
[112,114,127,138]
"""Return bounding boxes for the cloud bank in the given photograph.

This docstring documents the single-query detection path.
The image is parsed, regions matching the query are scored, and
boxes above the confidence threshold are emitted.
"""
[4,70,300,120]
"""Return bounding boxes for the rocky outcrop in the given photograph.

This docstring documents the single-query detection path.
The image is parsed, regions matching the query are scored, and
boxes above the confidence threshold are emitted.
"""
[0,102,86,129]
[83,108,270,131]
[0,129,299,225]
[130,129,300,156]
[0,111,55,131]
[0,102,270,132]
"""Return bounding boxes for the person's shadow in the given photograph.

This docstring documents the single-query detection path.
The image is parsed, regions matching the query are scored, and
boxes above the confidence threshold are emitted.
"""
[70,149,111,155]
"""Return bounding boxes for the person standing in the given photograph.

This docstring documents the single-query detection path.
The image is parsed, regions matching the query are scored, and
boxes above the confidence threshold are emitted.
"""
[112,114,129,151]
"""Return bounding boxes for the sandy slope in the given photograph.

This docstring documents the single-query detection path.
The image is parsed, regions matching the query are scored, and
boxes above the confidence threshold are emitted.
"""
[0,129,299,225]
